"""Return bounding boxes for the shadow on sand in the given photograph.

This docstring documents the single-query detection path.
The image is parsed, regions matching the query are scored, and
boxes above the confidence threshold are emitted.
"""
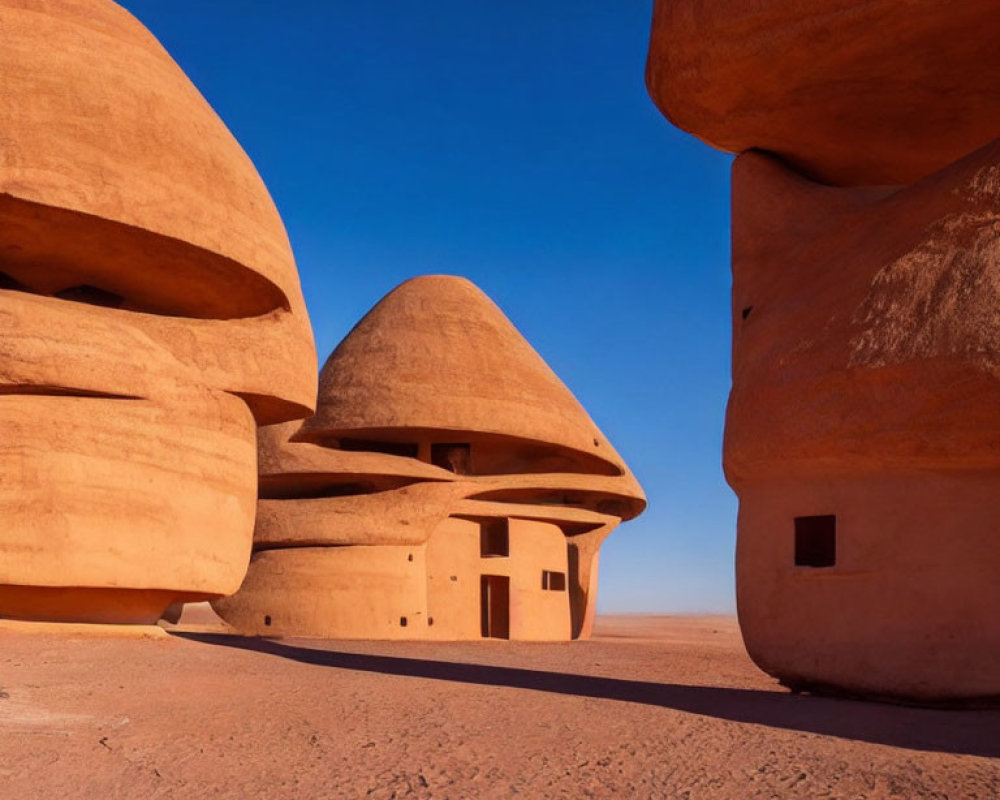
[173,632,1000,759]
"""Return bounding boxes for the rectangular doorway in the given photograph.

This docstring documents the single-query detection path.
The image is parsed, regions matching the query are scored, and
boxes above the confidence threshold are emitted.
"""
[480,575,510,639]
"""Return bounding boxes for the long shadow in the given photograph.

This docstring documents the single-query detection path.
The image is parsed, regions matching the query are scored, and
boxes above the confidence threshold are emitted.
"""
[173,632,1000,758]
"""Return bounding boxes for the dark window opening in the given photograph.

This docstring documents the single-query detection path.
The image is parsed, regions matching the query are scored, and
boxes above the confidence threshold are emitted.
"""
[407,553,413,562]
[259,482,374,500]
[264,615,272,626]
[741,305,754,320]
[480,575,510,639]
[54,284,125,309]
[480,518,509,558]
[795,515,836,567]
[339,439,419,459]
[399,616,408,627]
[596,499,627,517]
[427,617,434,627]
[431,442,471,474]
[542,570,566,591]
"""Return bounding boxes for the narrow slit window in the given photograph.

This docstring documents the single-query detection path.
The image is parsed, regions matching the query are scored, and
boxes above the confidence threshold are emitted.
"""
[794,515,836,567]
[542,570,566,591]
[339,439,419,459]
[480,518,509,558]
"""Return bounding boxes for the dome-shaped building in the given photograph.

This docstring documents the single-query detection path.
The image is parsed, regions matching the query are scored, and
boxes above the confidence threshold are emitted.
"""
[214,276,644,640]
[0,0,315,625]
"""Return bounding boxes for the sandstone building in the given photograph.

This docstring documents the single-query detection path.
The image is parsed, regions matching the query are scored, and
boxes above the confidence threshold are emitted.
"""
[0,0,316,625]
[647,0,999,702]
[214,276,645,640]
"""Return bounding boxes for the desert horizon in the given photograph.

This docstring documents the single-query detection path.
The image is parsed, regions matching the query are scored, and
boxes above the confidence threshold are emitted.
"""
[2,0,998,797]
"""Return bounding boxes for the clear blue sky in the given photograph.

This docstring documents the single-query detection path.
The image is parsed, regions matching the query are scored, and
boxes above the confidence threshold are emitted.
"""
[120,1,737,613]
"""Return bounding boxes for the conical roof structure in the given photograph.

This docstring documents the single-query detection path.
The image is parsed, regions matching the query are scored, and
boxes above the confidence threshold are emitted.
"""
[298,275,627,476]
[217,276,643,640]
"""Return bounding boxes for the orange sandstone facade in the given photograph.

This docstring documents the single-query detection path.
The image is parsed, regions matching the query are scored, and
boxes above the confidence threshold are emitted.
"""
[213,276,645,640]
[647,1,1000,702]
[0,0,316,625]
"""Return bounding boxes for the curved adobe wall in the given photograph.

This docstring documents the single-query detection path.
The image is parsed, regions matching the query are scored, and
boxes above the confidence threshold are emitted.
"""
[0,0,316,624]
[647,0,1000,702]
[737,474,1000,702]
[213,547,430,639]
[646,0,1000,186]
[725,142,1000,702]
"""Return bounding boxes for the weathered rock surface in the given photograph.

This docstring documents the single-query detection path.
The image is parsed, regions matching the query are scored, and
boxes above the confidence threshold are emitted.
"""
[646,0,1000,702]
[727,141,1000,702]
[646,0,1000,186]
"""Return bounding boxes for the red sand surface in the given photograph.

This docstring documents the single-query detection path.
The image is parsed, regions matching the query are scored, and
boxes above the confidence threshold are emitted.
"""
[1,614,997,798]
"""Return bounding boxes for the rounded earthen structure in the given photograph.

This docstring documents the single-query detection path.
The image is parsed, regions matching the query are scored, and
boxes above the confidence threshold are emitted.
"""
[0,0,316,625]
[647,0,1000,703]
[214,276,645,640]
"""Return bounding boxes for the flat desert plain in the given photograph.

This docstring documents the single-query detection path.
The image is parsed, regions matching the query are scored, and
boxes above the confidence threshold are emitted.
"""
[1,613,997,799]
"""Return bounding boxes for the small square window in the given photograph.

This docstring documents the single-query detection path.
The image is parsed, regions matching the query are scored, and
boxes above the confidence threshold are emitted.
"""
[795,515,836,567]
[480,518,509,558]
[542,570,566,591]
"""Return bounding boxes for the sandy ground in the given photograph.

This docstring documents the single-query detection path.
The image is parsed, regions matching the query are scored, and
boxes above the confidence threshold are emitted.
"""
[1,613,997,799]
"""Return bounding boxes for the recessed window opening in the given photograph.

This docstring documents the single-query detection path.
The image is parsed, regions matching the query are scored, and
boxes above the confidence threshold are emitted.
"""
[795,515,836,567]
[264,615,272,626]
[258,482,374,500]
[54,284,125,309]
[480,518,509,558]
[431,442,471,474]
[741,305,754,320]
[339,439,419,458]
[542,570,566,591]
[399,616,408,627]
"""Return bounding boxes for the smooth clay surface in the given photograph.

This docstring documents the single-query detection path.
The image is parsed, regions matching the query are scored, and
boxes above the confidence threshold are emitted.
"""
[0,0,316,624]
[214,276,645,641]
[1,616,997,799]
[645,0,1000,705]
[725,141,1000,702]
[645,0,1000,186]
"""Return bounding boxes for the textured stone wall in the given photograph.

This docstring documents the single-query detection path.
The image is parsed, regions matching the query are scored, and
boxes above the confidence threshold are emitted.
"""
[646,0,1000,703]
